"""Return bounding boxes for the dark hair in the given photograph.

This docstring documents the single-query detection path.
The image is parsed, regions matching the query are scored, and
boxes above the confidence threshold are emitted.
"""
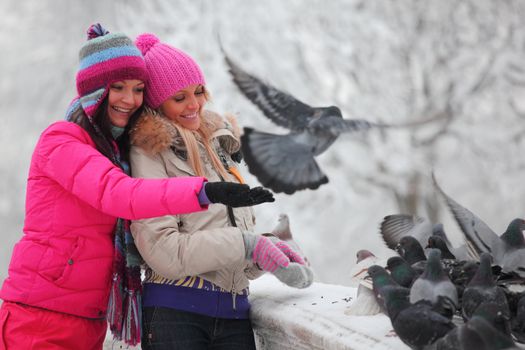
[69,97,144,167]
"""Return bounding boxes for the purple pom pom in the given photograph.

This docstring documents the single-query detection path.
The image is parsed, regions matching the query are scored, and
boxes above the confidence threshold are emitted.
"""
[87,23,110,40]
[135,33,160,55]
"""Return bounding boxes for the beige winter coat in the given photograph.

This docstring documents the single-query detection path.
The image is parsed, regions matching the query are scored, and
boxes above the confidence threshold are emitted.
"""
[129,110,264,293]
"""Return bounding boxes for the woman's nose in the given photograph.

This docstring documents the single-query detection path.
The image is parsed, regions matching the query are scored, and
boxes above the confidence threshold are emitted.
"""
[186,96,199,110]
[122,89,135,105]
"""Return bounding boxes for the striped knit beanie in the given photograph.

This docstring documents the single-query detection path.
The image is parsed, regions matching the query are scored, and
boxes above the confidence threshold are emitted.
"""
[134,33,205,109]
[66,24,147,119]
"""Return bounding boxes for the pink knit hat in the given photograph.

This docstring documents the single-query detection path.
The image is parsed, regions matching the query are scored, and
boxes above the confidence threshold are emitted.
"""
[135,33,206,109]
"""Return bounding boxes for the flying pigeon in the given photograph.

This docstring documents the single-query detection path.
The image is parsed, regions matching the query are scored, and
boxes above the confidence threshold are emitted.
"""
[461,253,510,322]
[270,213,309,265]
[222,51,438,194]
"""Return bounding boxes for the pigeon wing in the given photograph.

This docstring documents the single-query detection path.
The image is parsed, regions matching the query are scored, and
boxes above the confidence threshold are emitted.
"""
[241,128,328,194]
[432,174,498,260]
[380,214,432,250]
[224,54,314,131]
[309,116,377,136]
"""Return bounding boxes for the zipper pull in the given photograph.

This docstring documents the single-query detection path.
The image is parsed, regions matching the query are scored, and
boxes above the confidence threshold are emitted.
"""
[232,291,237,310]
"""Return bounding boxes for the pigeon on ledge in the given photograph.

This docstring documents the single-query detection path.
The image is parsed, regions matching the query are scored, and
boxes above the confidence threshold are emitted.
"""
[409,249,459,319]
[461,253,510,322]
[270,213,309,266]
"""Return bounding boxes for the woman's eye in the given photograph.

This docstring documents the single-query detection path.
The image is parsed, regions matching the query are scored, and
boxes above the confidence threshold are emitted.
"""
[134,87,144,93]
[174,96,185,102]
[195,89,204,95]
[110,85,123,91]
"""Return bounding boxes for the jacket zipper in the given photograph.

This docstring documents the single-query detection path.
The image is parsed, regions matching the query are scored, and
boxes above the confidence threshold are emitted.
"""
[218,152,241,312]
[231,272,237,310]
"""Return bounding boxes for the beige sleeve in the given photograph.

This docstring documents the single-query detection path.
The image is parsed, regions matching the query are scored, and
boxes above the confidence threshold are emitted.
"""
[129,146,246,280]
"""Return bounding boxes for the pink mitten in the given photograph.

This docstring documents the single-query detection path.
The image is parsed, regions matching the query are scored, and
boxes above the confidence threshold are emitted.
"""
[274,241,306,265]
[244,234,290,272]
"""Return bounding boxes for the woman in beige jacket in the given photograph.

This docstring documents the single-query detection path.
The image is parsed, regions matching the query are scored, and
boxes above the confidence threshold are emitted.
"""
[130,33,313,350]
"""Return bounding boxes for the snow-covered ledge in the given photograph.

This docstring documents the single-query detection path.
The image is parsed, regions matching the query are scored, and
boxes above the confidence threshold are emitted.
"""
[104,275,408,350]
[249,275,408,350]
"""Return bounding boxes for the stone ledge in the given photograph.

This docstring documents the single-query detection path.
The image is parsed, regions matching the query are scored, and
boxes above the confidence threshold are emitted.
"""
[250,275,408,349]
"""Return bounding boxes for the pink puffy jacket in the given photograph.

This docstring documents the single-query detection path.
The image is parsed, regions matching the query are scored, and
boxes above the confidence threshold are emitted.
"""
[0,121,206,319]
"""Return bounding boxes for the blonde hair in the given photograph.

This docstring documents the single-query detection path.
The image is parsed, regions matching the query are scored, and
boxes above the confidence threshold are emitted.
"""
[171,118,230,179]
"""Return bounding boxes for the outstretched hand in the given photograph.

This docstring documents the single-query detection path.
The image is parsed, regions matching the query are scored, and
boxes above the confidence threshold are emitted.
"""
[204,182,274,208]
[243,233,314,289]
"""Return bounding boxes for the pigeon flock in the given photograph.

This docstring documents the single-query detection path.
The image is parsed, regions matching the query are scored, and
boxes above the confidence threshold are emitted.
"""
[345,177,525,349]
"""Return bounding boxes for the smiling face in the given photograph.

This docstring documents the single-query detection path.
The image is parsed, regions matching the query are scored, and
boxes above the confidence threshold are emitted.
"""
[160,84,207,130]
[107,79,145,127]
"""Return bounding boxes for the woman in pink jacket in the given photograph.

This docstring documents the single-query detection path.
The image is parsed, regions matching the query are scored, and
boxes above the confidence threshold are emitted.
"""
[0,24,273,350]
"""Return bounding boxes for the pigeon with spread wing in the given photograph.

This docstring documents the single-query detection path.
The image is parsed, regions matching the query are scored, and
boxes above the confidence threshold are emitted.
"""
[223,52,399,194]
[432,173,525,278]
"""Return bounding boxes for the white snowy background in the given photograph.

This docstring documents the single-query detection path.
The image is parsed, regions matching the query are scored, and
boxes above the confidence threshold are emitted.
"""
[1,1,524,348]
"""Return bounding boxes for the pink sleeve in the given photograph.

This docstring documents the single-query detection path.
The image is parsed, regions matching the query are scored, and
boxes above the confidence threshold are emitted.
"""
[37,122,207,219]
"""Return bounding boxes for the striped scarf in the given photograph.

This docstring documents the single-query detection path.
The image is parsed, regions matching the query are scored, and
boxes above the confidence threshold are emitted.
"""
[106,149,143,346]
[107,218,143,346]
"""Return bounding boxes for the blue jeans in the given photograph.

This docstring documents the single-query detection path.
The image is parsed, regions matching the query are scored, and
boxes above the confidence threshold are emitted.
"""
[141,307,257,350]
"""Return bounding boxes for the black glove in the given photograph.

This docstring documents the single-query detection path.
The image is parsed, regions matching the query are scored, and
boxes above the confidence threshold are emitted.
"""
[204,182,275,207]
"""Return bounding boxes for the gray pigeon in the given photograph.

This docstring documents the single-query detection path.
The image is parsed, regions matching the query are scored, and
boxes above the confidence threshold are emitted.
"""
[223,53,424,194]
[396,236,427,266]
[511,293,525,343]
[462,316,519,350]
[430,314,517,350]
[409,249,459,317]
[426,235,457,260]
[433,174,525,277]
[380,285,456,349]
[270,213,309,265]
[386,256,419,288]
[367,265,400,315]
[461,253,510,321]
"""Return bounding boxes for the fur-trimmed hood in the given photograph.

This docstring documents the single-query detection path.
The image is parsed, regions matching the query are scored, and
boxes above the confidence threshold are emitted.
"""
[130,109,241,156]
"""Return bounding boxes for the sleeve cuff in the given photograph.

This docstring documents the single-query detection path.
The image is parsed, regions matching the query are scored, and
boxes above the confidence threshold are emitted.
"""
[198,181,211,205]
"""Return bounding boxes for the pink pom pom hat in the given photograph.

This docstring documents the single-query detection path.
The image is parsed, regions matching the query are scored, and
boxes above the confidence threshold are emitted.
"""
[135,33,206,109]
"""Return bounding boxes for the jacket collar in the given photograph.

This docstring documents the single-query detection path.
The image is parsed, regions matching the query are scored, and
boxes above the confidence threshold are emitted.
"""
[130,109,241,156]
